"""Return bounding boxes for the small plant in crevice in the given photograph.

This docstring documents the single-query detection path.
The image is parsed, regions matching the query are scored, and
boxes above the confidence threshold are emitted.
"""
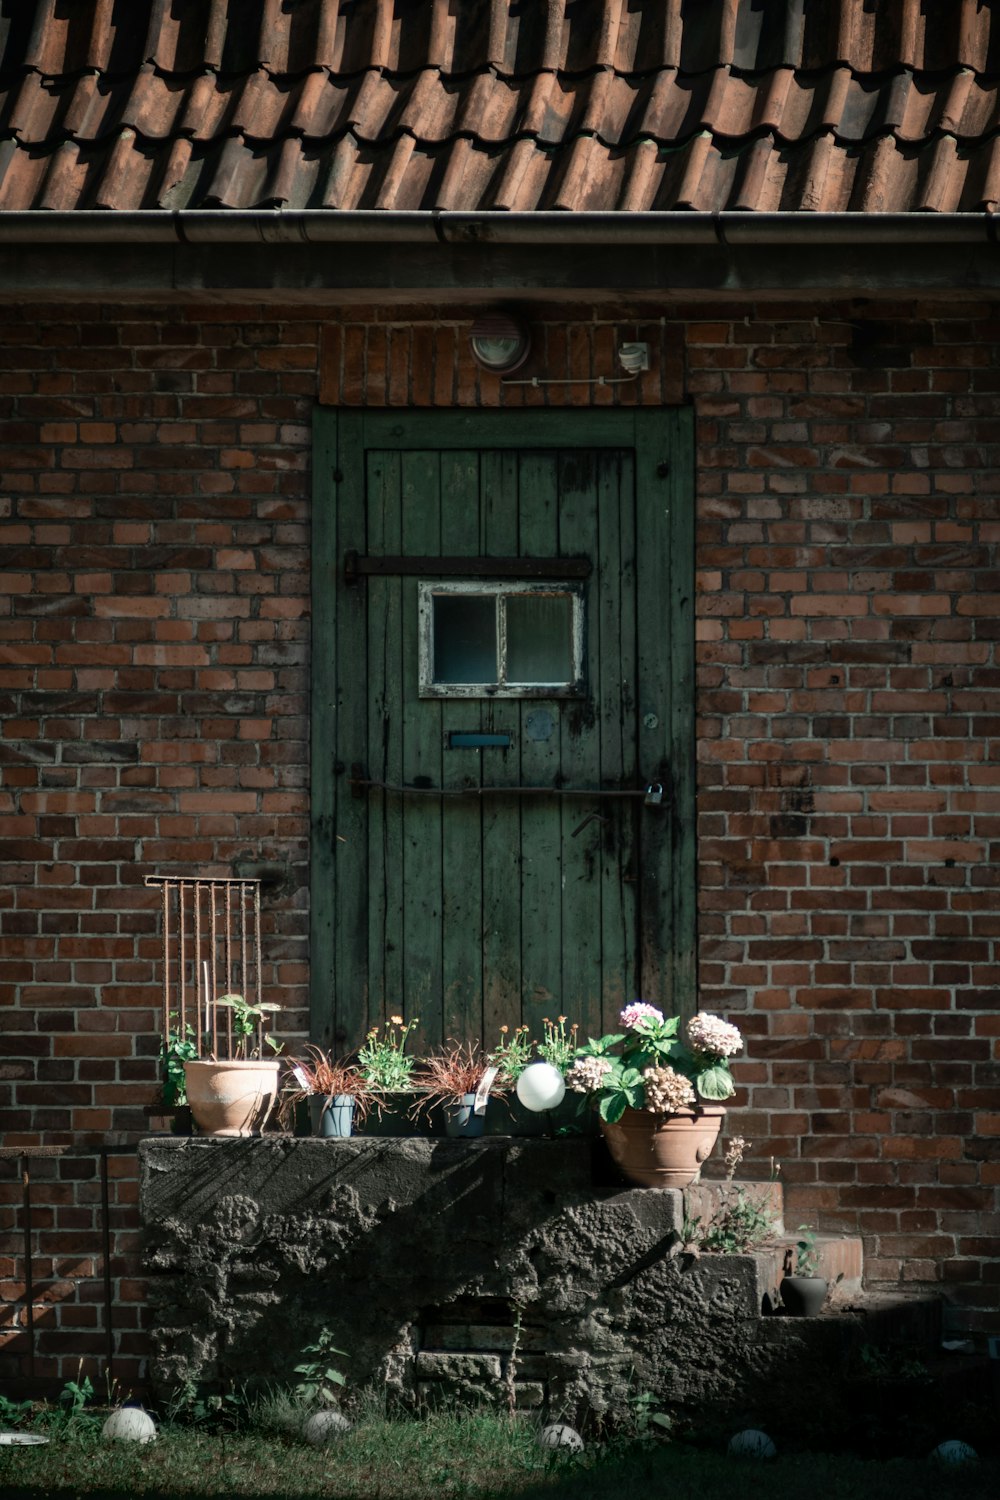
[699,1187,777,1253]
[504,1303,524,1416]
[293,1329,347,1409]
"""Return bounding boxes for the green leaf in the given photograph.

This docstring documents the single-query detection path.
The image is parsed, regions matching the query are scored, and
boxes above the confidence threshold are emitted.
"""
[577,1033,624,1056]
[600,1092,628,1123]
[695,1064,735,1101]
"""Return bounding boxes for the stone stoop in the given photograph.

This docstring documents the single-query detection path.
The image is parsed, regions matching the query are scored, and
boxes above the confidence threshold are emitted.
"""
[140,1137,970,1442]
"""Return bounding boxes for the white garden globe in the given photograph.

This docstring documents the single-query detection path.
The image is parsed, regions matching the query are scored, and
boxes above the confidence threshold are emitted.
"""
[728,1429,776,1459]
[516,1062,566,1113]
[539,1422,583,1452]
[931,1440,978,1466]
[102,1407,156,1443]
[303,1409,351,1445]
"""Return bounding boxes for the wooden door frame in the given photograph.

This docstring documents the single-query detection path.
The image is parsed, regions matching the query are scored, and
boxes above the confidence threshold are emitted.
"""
[310,407,696,1050]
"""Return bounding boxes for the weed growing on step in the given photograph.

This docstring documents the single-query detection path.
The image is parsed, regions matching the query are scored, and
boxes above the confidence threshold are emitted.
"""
[698,1187,778,1253]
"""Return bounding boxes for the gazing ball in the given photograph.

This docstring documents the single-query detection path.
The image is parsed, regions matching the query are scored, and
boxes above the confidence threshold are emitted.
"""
[539,1423,583,1452]
[728,1429,776,1460]
[102,1407,156,1444]
[931,1440,978,1466]
[303,1409,351,1445]
[516,1062,566,1114]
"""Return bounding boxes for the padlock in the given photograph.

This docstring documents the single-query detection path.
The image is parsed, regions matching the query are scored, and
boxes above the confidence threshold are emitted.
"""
[644,781,664,807]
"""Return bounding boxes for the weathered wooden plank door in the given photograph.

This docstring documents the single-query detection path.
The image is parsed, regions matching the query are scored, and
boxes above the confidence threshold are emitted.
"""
[312,409,694,1054]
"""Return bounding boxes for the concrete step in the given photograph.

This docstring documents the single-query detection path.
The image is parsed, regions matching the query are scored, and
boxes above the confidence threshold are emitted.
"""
[681,1180,864,1311]
[756,1234,865,1309]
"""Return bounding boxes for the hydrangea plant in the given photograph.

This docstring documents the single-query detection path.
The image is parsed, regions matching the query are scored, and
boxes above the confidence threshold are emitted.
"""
[565,1004,744,1123]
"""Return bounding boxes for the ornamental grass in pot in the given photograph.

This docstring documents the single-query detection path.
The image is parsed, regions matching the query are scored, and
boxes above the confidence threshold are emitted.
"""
[183,992,283,1137]
[565,1003,745,1188]
[412,1041,510,1138]
[283,1047,374,1138]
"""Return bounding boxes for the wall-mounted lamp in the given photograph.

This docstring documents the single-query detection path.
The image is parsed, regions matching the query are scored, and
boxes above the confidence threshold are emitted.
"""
[469,312,531,374]
[618,341,650,374]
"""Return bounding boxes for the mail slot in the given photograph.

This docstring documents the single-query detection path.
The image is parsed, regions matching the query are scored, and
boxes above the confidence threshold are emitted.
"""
[447,732,512,749]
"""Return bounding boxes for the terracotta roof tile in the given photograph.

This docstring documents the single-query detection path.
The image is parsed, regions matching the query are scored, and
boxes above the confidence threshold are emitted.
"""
[2,0,1000,214]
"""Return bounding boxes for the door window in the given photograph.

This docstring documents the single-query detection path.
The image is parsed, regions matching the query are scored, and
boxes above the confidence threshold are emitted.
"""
[419,581,583,697]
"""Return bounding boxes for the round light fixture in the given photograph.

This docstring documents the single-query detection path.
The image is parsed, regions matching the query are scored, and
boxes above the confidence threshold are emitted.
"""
[515,1061,566,1113]
[469,312,530,374]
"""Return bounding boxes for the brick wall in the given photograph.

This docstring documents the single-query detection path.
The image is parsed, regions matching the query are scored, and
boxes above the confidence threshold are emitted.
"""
[0,298,998,1388]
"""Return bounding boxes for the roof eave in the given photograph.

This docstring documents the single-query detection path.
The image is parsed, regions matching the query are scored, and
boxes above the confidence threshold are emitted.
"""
[0,210,994,247]
[0,210,996,300]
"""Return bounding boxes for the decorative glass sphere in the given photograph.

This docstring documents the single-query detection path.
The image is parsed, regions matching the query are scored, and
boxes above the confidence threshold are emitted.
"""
[102,1408,156,1443]
[728,1429,776,1460]
[515,1062,566,1113]
[303,1410,351,1445]
[539,1423,583,1452]
[930,1440,978,1466]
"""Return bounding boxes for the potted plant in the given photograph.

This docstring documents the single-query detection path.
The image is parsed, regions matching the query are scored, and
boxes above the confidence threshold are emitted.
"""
[283,1047,373,1138]
[780,1227,828,1316]
[183,992,283,1137]
[356,1015,423,1135]
[412,1041,509,1138]
[147,1014,197,1133]
[565,1003,744,1187]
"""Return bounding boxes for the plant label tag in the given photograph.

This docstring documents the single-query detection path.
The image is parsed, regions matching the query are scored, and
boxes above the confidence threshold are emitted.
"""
[291,1066,311,1091]
[474,1066,499,1115]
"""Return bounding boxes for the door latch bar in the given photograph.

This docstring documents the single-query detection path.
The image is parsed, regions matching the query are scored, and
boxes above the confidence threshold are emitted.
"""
[347,776,667,802]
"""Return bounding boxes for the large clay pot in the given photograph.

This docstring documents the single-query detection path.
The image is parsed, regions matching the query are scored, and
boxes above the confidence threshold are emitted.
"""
[599,1105,725,1188]
[184,1058,281,1137]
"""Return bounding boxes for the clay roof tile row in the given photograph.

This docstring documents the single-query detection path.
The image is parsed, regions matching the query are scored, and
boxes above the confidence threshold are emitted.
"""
[6,63,1000,151]
[1,0,999,215]
[5,1,1000,84]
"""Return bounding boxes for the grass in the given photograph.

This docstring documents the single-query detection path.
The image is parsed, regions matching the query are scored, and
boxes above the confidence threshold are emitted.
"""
[2,1400,999,1500]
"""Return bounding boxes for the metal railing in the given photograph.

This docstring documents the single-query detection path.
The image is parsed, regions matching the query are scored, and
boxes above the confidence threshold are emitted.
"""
[144,876,263,1058]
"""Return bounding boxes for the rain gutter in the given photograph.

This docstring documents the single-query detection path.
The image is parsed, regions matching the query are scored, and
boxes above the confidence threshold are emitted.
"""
[0,209,994,247]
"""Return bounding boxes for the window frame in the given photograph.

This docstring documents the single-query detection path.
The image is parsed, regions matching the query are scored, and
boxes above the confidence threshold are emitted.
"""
[417,579,586,699]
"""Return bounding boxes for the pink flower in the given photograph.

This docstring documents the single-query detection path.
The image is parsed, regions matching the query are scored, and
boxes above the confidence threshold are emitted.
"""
[686,1012,743,1058]
[619,1002,664,1030]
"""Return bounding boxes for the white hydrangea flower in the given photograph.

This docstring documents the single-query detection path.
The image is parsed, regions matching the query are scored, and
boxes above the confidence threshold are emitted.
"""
[686,1012,743,1058]
[565,1056,613,1094]
[642,1065,696,1114]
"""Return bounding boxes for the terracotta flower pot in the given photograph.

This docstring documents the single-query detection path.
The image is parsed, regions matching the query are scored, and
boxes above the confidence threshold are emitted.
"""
[599,1105,725,1188]
[184,1058,281,1137]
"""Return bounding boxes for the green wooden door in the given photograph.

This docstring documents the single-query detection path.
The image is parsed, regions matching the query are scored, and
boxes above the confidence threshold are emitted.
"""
[312,409,694,1055]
